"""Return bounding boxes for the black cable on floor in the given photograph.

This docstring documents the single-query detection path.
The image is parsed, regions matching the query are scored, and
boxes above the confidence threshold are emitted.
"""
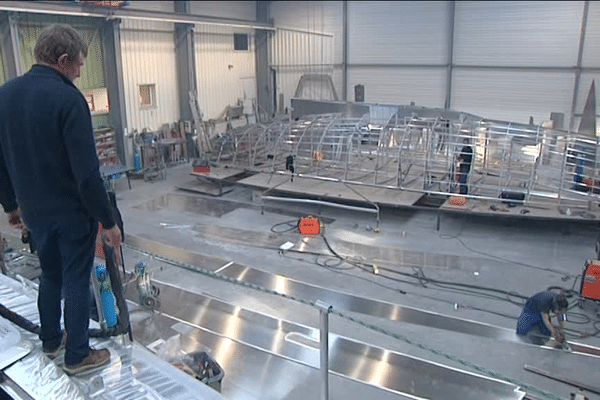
[285,243,600,338]
[438,218,574,278]
[322,233,600,330]
[270,220,299,234]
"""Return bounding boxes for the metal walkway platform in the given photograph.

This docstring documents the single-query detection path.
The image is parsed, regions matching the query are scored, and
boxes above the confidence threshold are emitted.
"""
[0,274,225,400]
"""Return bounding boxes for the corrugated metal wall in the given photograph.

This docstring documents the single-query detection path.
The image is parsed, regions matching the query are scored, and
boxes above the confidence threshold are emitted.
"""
[194,24,256,120]
[270,1,343,102]
[348,67,447,107]
[452,70,576,123]
[578,0,600,135]
[126,1,174,13]
[347,1,450,106]
[452,1,585,124]
[349,1,449,65]
[190,1,256,20]
[292,0,592,127]
[270,28,334,112]
[120,19,179,133]
[453,2,581,67]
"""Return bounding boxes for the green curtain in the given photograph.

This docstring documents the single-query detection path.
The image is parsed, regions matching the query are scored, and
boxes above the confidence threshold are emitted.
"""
[15,13,108,128]
[16,13,105,91]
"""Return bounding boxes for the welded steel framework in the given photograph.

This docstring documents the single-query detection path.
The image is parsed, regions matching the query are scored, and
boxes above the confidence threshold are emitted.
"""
[215,108,600,209]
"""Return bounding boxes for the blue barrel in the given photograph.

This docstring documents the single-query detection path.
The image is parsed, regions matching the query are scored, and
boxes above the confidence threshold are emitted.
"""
[95,264,117,328]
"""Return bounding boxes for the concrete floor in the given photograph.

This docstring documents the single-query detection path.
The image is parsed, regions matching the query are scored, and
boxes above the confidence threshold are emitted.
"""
[3,162,600,400]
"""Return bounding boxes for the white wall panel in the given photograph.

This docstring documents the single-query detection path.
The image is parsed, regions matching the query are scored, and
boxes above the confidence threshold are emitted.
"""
[271,1,343,64]
[452,69,575,123]
[194,25,256,121]
[120,19,179,133]
[348,67,447,108]
[190,1,256,21]
[582,0,600,68]
[348,1,450,65]
[126,1,173,13]
[271,28,335,111]
[454,1,583,67]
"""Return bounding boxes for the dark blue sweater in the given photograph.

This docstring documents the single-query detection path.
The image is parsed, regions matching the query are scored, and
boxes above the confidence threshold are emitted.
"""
[523,291,555,314]
[0,65,115,229]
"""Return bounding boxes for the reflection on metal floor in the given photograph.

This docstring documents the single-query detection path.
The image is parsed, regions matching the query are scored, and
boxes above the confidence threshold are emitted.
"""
[124,234,600,359]
[125,276,526,400]
[0,274,225,400]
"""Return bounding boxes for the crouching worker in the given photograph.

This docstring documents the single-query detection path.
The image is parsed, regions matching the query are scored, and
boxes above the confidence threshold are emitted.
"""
[516,291,568,346]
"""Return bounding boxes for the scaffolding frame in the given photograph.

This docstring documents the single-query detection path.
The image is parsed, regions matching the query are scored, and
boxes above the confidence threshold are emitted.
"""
[211,108,600,210]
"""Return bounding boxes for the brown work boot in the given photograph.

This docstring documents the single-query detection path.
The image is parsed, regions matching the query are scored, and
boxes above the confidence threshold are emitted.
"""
[63,348,111,376]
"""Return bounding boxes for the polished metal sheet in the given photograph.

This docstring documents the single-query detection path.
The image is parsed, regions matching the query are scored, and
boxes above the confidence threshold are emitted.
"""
[133,193,241,217]
[221,263,518,340]
[129,304,416,400]
[127,278,525,400]
[0,317,32,370]
[0,274,225,400]
[125,236,517,340]
[130,218,472,271]
[124,235,600,357]
[126,234,226,272]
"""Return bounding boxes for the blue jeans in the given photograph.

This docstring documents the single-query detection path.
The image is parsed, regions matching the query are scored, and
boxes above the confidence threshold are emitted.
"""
[27,216,98,365]
[516,308,551,336]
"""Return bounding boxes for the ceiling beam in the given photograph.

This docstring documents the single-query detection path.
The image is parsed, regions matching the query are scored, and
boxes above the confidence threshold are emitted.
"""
[0,1,275,30]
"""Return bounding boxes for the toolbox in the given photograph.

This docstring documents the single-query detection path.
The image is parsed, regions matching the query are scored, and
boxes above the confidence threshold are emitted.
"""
[172,350,224,393]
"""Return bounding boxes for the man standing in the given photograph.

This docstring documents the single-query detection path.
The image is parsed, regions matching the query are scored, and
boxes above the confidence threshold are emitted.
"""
[457,138,473,195]
[0,24,121,375]
[516,291,568,346]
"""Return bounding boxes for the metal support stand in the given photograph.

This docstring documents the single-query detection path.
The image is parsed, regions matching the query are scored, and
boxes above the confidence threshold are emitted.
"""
[315,301,332,400]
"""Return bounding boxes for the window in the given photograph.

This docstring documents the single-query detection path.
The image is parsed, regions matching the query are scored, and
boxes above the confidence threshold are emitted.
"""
[139,84,156,107]
[233,33,249,51]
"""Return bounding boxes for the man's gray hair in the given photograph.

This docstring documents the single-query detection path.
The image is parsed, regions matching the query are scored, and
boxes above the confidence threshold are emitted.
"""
[34,24,88,65]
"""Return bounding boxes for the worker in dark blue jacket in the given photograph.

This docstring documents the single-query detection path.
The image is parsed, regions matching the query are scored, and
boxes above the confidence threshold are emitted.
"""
[516,291,568,345]
[0,24,121,375]
[457,138,473,195]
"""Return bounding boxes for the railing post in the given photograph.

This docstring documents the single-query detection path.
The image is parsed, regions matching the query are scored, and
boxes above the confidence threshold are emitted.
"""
[316,301,332,400]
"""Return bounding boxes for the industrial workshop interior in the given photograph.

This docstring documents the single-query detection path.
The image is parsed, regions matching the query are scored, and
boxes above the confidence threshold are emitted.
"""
[2,1,600,399]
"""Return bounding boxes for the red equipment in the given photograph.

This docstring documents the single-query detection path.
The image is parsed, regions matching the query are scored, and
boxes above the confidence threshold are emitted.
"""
[580,260,600,301]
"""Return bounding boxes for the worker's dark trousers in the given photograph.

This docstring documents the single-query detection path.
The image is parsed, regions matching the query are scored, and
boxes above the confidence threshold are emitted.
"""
[27,217,98,365]
[458,165,470,195]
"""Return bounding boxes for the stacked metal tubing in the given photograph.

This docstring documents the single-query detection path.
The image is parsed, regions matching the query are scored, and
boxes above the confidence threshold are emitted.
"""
[215,110,599,210]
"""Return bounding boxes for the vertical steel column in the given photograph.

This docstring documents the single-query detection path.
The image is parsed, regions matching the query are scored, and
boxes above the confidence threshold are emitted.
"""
[569,1,589,132]
[445,1,455,110]
[315,301,332,400]
[526,125,541,203]
[499,123,512,192]
[483,125,489,170]
[256,1,273,121]
[557,139,569,204]
[175,0,196,122]
[342,0,348,101]
[101,19,127,165]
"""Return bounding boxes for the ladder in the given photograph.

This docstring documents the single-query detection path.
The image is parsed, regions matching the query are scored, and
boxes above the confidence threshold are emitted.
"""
[189,91,212,155]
